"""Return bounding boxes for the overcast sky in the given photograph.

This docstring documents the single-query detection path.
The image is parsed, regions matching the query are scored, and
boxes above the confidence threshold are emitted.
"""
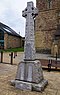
[0,0,36,37]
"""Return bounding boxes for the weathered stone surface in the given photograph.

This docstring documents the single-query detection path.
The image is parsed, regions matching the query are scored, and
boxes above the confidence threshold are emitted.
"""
[35,9,57,50]
[36,0,59,11]
[32,79,48,91]
[15,60,48,91]
[22,1,38,60]
[15,60,44,83]
[12,1,48,92]
[15,79,48,92]
[16,62,25,80]
[35,0,60,53]
[15,81,32,90]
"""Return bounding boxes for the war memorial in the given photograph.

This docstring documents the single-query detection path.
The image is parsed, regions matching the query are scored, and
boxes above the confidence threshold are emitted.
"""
[11,1,48,91]
[0,0,60,95]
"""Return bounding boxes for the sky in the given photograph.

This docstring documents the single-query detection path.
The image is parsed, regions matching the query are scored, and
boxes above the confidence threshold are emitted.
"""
[0,0,36,37]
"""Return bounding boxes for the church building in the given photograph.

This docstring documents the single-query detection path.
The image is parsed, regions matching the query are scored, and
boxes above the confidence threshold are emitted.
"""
[35,0,60,56]
[0,22,22,49]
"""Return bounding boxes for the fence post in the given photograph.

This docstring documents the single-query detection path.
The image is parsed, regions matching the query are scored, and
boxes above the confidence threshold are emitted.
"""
[48,59,52,72]
[1,51,3,63]
[55,52,57,69]
[11,52,13,65]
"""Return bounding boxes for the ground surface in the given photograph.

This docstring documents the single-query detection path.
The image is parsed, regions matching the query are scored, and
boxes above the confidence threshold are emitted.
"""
[0,52,60,95]
[0,63,60,95]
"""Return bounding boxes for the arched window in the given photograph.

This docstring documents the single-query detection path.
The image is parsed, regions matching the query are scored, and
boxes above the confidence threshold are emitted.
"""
[56,11,60,24]
[58,11,60,24]
[47,0,52,9]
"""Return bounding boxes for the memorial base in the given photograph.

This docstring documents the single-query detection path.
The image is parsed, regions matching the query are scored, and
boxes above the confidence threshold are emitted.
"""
[11,60,48,92]
[11,79,48,91]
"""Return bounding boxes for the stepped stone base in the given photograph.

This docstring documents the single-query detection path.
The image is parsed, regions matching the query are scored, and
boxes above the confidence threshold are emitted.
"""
[11,60,48,92]
[15,79,48,91]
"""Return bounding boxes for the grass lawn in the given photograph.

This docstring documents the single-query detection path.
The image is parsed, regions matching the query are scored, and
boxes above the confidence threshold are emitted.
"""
[0,47,24,52]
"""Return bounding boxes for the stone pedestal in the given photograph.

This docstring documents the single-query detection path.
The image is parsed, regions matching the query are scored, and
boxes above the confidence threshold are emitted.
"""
[13,60,48,91]
[15,79,48,91]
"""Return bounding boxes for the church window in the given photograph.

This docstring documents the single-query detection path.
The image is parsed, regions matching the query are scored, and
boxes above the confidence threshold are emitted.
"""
[57,11,60,24]
[47,0,52,9]
[58,11,60,16]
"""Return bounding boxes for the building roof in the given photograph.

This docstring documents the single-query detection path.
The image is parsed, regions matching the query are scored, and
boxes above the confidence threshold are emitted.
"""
[0,22,21,37]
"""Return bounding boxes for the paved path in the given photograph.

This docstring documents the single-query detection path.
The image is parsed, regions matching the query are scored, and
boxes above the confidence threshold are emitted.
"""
[0,63,60,95]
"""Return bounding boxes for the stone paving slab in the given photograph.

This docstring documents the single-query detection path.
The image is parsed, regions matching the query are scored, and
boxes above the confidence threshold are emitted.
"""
[0,63,60,95]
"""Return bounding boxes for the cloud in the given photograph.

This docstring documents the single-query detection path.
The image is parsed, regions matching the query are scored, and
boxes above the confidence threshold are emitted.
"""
[0,0,36,37]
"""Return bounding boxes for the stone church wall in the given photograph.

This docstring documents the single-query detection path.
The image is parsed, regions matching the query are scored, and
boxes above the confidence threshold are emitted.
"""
[35,0,60,53]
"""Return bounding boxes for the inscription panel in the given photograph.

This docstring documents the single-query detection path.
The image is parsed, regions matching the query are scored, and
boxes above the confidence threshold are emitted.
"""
[27,65,32,81]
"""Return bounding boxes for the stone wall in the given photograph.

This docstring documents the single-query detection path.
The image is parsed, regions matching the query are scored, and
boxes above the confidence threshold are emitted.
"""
[35,0,60,53]
[4,33,22,49]
[36,0,59,11]
[4,33,8,49]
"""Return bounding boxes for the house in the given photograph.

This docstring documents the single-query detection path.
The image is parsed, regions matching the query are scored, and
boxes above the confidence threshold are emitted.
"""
[0,22,22,49]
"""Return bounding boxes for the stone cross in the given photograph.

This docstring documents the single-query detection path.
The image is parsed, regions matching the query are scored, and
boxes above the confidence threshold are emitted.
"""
[22,1,38,60]
[11,2,48,92]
